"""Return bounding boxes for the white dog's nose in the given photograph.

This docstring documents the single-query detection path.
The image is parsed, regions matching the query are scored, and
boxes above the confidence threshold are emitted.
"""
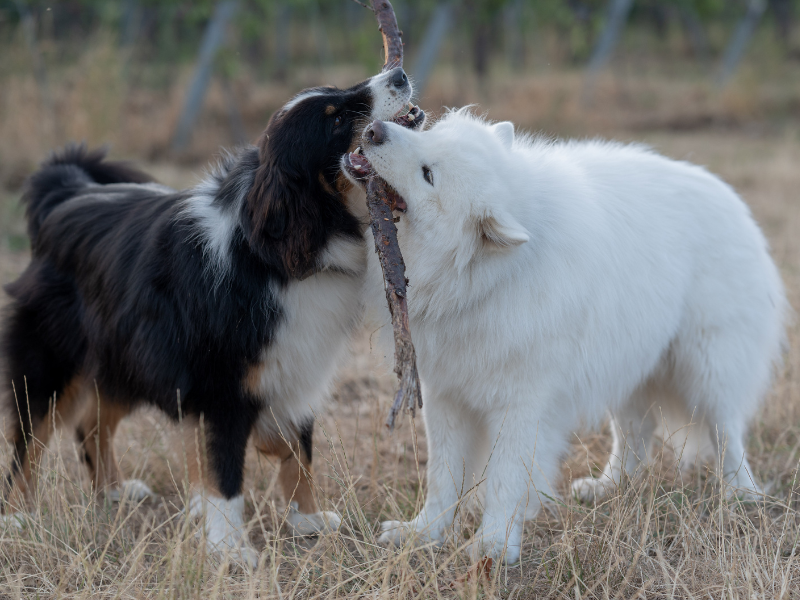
[365,120,387,145]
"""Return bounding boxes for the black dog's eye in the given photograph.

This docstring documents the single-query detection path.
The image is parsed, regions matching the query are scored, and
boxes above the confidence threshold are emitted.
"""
[334,115,343,127]
[422,166,434,186]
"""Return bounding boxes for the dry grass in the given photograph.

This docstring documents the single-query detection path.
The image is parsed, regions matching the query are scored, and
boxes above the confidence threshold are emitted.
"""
[1,42,800,598]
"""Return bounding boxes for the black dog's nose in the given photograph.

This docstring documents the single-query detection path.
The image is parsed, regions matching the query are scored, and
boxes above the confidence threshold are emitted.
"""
[365,120,387,145]
[390,67,408,88]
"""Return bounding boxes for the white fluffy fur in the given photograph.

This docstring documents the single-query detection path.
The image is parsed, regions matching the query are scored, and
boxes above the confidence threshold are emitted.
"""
[251,237,366,438]
[285,501,342,537]
[361,110,788,564]
[368,70,411,124]
[105,479,154,502]
[182,159,242,280]
[189,493,259,568]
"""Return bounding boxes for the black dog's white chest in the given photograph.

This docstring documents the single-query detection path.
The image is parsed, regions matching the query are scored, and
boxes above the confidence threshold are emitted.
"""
[248,241,365,423]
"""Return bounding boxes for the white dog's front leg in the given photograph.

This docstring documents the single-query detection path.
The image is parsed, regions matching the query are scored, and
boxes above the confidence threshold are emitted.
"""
[378,396,483,548]
[468,411,562,565]
[378,510,447,547]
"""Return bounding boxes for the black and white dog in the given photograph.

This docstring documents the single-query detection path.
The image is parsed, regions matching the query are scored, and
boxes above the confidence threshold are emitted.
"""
[1,67,424,566]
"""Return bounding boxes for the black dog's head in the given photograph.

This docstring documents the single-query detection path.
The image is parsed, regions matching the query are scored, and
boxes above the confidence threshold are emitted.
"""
[244,68,425,278]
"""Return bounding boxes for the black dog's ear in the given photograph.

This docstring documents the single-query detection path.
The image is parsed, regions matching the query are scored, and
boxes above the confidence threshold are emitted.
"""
[245,131,317,278]
[248,166,287,240]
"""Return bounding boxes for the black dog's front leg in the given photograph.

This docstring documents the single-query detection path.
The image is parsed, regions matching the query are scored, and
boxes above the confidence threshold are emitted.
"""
[183,388,261,568]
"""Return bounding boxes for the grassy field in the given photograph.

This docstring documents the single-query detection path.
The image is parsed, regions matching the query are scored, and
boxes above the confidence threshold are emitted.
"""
[1,58,800,598]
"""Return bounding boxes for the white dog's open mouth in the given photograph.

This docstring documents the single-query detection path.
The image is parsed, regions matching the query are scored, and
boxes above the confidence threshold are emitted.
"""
[393,103,424,129]
[343,146,373,179]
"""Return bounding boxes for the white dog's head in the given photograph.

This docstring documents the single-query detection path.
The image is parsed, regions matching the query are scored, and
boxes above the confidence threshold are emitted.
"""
[343,110,530,276]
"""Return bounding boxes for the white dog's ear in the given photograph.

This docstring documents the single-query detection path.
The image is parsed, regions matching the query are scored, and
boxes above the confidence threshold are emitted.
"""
[478,210,529,250]
[492,121,514,150]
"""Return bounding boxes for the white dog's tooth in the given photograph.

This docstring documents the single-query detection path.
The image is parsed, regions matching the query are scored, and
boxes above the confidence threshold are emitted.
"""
[354,164,362,170]
[354,147,362,155]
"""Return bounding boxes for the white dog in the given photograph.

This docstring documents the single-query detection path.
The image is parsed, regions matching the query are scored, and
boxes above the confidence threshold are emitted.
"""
[346,109,788,564]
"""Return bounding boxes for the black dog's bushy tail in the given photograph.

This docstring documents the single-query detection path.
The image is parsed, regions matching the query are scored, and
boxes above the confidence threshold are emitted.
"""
[23,143,153,243]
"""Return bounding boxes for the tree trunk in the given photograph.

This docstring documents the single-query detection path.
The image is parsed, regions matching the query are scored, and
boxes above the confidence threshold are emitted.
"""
[274,3,291,82]
[171,0,239,152]
[411,2,453,99]
[716,0,768,88]
[473,19,490,79]
[583,0,635,105]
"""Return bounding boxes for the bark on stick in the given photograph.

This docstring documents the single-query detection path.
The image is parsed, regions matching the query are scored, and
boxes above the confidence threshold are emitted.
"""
[361,0,422,430]
[371,0,404,70]
[365,177,422,430]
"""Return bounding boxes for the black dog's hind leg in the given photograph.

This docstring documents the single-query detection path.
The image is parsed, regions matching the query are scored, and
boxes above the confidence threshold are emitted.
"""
[251,418,340,536]
[74,395,154,500]
[253,420,318,514]
[4,334,84,509]
[2,269,87,510]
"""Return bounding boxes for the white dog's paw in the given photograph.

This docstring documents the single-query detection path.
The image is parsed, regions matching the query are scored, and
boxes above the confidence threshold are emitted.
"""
[286,502,341,536]
[722,478,765,502]
[1,511,27,530]
[571,476,617,502]
[377,519,442,548]
[107,479,154,502]
[377,520,411,546]
[466,527,520,565]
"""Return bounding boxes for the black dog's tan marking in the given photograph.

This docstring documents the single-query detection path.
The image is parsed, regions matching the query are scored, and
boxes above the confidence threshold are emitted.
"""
[252,421,317,515]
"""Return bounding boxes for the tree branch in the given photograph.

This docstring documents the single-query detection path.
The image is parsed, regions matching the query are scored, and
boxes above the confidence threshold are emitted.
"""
[371,0,404,71]
[365,178,422,430]
[360,0,421,430]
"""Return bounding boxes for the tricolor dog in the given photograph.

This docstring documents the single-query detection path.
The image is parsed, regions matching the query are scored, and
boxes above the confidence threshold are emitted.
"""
[346,109,787,564]
[1,67,424,567]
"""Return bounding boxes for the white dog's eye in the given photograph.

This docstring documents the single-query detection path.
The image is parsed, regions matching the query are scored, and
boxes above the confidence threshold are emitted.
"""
[334,115,343,127]
[422,166,434,186]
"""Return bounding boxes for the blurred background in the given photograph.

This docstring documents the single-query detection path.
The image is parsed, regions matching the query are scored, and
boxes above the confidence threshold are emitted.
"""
[0,0,798,264]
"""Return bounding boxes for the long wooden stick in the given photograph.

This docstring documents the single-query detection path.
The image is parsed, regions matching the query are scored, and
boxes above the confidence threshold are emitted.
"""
[371,0,404,70]
[365,178,422,430]
[359,0,422,430]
